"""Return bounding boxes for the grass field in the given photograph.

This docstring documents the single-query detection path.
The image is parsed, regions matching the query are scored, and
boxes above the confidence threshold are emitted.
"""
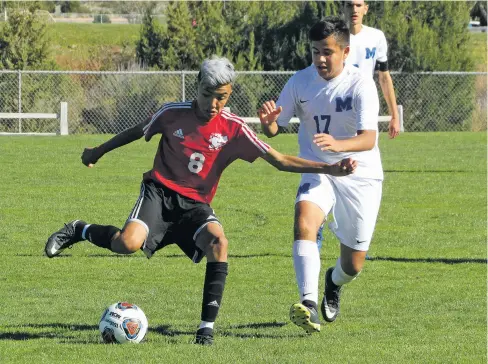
[469,32,488,72]
[0,132,486,363]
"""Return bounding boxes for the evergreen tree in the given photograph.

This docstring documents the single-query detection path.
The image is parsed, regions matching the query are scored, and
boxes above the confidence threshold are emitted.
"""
[135,4,164,69]
[159,1,202,70]
[0,9,53,70]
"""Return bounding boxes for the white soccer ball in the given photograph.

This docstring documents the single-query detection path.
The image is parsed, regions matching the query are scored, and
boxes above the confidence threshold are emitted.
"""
[99,302,148,344]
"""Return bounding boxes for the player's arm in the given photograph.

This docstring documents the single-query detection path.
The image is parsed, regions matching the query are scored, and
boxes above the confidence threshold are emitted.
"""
[377,68,400,139]
[260,148,357,176]
[376,32,400,139]
[81,116,150,168]
[313,130,376,153]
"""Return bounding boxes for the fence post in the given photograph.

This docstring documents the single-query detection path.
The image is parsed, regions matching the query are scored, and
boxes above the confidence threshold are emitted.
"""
[398,105,404,132]
[181,71,186,101]
[60,102,68,135]
[18,70,21,133]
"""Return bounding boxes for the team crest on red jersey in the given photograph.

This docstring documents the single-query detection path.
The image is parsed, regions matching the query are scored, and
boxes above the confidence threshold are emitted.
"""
[208,133,228,150]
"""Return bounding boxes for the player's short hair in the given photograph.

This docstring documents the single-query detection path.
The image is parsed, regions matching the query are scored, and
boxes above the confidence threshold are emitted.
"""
[198,56,236,88]
[309,16,350,49]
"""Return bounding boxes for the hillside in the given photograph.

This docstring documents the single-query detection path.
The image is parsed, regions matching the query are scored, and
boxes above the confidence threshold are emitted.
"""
[46,23,487,72]
[0,22,484,71]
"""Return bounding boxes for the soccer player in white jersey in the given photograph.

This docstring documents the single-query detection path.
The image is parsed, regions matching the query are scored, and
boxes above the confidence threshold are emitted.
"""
[343,0,400,139]
[259,16,383,333]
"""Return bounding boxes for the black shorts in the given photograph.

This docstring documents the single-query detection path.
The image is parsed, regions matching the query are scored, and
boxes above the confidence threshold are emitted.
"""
[127,181,221,263]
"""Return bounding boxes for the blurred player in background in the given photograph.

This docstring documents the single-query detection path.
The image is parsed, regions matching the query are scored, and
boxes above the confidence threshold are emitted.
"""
[343,0,400,139]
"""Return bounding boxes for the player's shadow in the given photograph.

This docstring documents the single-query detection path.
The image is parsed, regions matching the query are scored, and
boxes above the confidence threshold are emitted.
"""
[3,322,306,343]
[153,321,303,340]
[0,323,97,341]
[384,169,477,173]
[366,256,486,264]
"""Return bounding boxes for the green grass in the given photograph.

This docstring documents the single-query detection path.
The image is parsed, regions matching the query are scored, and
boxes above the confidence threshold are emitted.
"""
[469,32,487,71]
[0,132,486,363]
[46,23,141,70]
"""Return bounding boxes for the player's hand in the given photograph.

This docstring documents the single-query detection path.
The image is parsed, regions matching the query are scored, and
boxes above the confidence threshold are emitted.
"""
[258,101,282,125]
[313,133,342,153]
[388,116,400,139]
[327,158,357,176]
[81,147,102,168]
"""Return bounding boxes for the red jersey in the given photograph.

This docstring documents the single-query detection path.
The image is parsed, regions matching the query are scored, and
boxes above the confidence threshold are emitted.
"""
[142,101,270,203]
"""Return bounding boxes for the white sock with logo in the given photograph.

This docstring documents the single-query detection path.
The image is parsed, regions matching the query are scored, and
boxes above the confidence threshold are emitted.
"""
[331,258,359,286]
[293,240,321,305]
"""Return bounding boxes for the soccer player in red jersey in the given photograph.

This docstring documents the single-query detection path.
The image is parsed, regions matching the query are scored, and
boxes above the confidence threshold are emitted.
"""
[44,56,357,345]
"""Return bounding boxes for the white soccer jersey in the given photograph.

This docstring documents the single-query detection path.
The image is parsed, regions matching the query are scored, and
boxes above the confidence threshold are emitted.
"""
[276,64,383,180]
[346,25,388,77]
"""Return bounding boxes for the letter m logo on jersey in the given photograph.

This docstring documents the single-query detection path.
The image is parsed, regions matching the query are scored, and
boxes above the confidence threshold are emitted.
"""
[335,97,353,112]
[365,47,376,59]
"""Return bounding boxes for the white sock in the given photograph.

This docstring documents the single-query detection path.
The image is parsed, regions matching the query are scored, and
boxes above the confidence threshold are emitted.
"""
[199,321,214,330]
[293,240,321,305]
[81,224,91,240]
[331,258,359,286]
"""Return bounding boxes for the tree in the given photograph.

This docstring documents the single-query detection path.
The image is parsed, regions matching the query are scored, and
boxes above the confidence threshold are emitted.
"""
[0,9,54,70]
[135,4,164,69]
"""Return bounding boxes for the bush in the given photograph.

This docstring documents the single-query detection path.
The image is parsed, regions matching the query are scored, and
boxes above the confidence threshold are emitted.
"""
[93,14,111,24]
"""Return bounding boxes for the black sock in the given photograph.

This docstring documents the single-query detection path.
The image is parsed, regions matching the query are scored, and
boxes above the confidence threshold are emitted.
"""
[302,299,318,311]
[201,262,228,322]
[84,224,120,250]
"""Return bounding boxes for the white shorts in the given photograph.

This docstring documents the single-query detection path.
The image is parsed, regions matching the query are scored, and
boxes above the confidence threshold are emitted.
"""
[295,174,382,251]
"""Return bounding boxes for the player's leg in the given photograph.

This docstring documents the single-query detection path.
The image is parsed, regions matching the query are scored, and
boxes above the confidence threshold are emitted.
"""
[289,174,334,333]
[321,177,382,322]
[193,222,228,345]
[170,201,227,345]
[45,182,160,257]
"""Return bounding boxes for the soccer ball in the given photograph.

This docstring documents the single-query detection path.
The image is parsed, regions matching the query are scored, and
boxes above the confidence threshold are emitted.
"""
[99,302,148,344]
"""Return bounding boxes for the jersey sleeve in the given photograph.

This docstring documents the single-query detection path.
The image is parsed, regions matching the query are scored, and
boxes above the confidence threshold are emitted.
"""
[235,123,270,163]
[354,77,380,131]
[377,31,388,63]
[143,104,168,141]
[276,75,297,127]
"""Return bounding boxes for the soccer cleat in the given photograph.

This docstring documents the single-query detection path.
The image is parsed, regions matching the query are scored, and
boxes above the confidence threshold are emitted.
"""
[44,220,85,258]
[321,267,342,322]
[289,303,321,334]
[194,327,214,345]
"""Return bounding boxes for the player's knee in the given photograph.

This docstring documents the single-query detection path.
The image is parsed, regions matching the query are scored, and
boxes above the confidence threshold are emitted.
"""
[207,235,228,262]
[118,230,145,254]
[294,218,319,240]
[212,235,228,254]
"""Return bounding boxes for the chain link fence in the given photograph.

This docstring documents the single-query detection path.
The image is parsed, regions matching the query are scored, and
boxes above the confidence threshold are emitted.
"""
[0,70,486,134]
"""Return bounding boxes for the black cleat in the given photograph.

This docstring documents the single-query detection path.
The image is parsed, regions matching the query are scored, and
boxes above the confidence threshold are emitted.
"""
[289,303,321,333]
[44,220,85,258]
[321,267,342,322]
[195,327,214,345]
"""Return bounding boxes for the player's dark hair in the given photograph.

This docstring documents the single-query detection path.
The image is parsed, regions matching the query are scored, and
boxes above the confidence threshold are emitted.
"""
[341,0,368,5]
[308,16,350,49]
